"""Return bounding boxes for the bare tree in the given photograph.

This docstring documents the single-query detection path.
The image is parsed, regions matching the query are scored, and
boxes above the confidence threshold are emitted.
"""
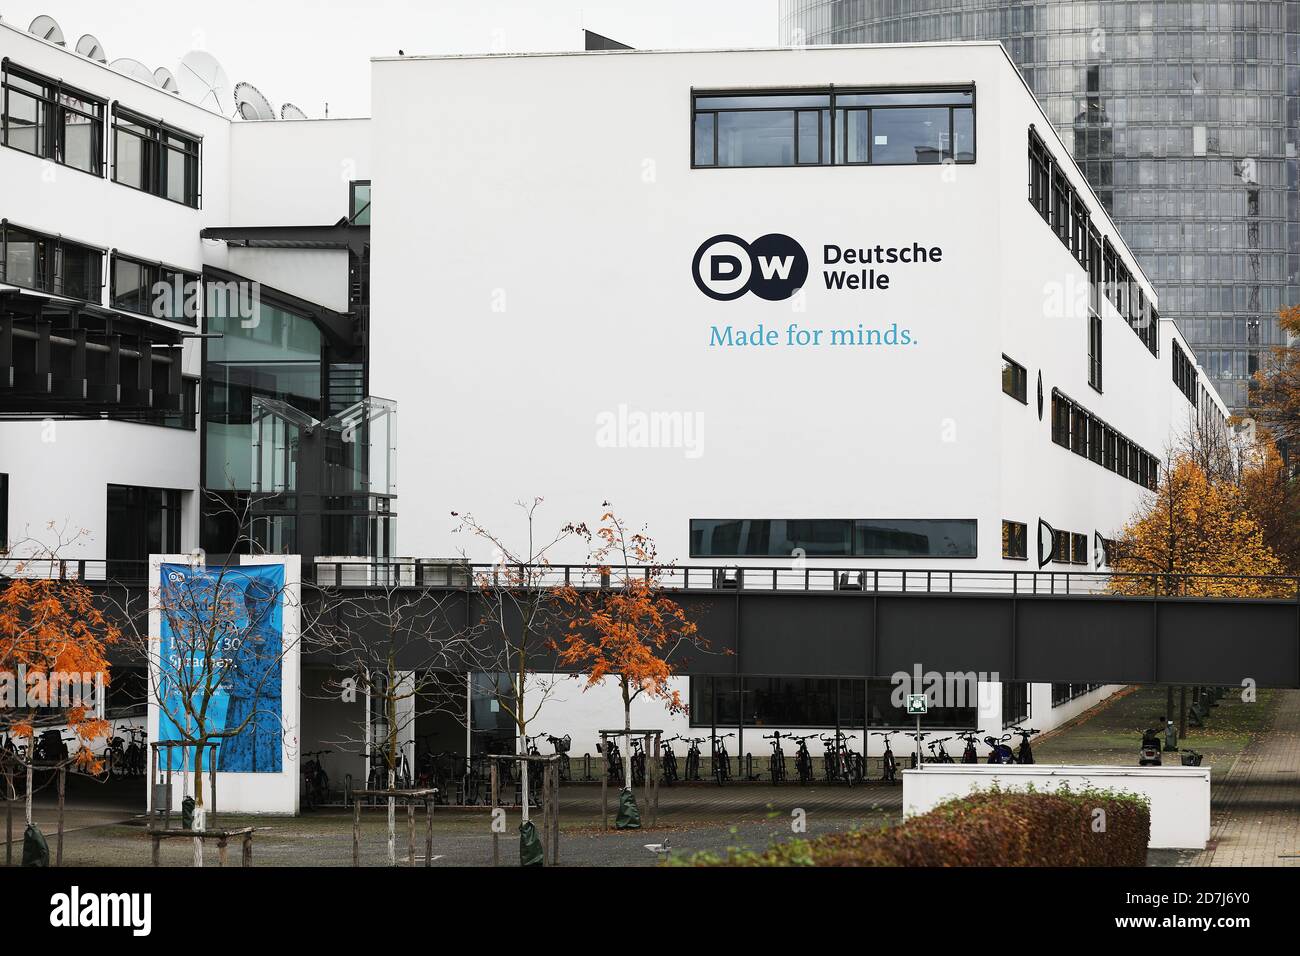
[312,580,480,865]
[451,498,587,822]
[104,494,322,864]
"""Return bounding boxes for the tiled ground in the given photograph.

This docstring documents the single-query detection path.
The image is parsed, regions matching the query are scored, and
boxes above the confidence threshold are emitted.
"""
[1184,689,1300,867]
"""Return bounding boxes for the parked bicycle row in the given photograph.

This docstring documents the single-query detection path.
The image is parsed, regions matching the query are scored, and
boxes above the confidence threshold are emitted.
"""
[1,724,147,778]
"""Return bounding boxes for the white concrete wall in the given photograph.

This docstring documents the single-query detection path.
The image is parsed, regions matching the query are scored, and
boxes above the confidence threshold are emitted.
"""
[0,21,232,555]
[902,764,1212,849]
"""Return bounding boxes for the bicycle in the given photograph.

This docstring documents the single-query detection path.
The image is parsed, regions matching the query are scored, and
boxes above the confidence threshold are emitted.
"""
[710,733,734,785]
[763,732,787,784]
[984,734,1016,764]
[630,738,647,788]
[871,731,899,783]
[906,731,929,769]
[957,730,982,764]
[597,738,624,787]
[684,737,704,782]
[1011,726,1040,764]
[927,736,956,764]
[661,735,681,785]
[302,749,331,809]
[791,734,817,785]
[820,732,856,786]
[545,733,572,782]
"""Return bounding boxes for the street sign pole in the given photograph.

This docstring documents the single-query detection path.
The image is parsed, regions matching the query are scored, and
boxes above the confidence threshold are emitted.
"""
[906,693,928,770]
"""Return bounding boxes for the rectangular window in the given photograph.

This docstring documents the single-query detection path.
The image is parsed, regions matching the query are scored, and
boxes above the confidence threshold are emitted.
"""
[1071,532,1089,565]
[693,86,975,169]
[349,181,371,225]
[1002,520,1027,560]
[689,518,978,558]
[1088,314,1103,391]
[1028,129,1051,223]
[107,484,182,578]
[1002,681,1030,728]
[0,472,7,552]
[1172,342,1196,403]
[110,253,199,324]
[1,63,104,175]
[1051,392,1070,447]
[1051,169,1071,244]
[1001,355,1027,403]
[112,107,200,207]
[0,222,102,303]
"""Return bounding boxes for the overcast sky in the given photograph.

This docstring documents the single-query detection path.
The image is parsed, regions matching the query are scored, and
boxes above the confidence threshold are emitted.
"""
[2,0,779,117]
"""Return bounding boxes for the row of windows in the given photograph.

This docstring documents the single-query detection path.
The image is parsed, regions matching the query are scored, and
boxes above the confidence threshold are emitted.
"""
[1172,341,1198,405]
[688,518,978,559]
[0,221,103,301]
[690,676,978,730]
[1051,389,1160,491]
[0,221,198,325]
[1051,683,1103,708]
[1,62,201,208]
[1028,127,1160,357]
[691,86,975,169]
[1048,526,1090,566]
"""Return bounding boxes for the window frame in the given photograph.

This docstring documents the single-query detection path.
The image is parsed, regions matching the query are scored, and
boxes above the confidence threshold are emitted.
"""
[1,61,105,177]
[691,84,976,170]
[0,221,104,303]
[109,251,200,326]
[1001,354,1028,403]
[1001,520,1028,561]
[110,105,202,208]
[1088,313,1103,393]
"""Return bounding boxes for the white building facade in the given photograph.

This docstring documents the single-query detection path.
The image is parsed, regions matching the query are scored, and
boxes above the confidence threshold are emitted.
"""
[0,22,1228,774]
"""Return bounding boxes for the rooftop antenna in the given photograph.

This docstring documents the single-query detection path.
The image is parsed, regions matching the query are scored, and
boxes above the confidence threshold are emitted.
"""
[110,58,158,86]
[28,15,66,45]
[75,34,108,63]
[281,103,308,120]
[233,82,276,121]
[154,67,180,94]
[177,50,233,115]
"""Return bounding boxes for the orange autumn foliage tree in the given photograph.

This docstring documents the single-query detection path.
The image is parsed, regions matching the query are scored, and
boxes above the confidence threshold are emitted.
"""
[557,507,703,788]
[0,540,118,774]
[1108,454,1288,597]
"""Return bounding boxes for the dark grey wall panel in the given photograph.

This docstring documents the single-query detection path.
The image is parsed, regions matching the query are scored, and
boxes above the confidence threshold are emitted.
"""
[1017,598,1156,683]
[875,597,1011,677]
[736,595,871,676]
[1155,601,1299,687]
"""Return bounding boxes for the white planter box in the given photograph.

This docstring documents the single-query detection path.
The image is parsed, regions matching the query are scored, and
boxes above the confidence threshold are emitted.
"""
[902,764,1211,849]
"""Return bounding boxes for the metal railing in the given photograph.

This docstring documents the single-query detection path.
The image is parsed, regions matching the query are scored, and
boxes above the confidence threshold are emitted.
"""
[7,555,1300,601]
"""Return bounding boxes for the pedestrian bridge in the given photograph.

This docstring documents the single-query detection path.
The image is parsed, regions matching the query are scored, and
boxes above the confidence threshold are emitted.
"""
[24,559,1300,688]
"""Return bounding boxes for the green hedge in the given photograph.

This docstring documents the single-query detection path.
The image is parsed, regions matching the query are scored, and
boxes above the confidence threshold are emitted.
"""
[676,787,1150,867]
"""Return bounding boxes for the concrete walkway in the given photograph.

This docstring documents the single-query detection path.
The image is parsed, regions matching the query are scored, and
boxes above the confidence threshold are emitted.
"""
[1186,689,1300,867]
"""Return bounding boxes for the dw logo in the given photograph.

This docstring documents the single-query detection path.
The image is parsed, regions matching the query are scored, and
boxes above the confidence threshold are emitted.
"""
[692,233,809,301]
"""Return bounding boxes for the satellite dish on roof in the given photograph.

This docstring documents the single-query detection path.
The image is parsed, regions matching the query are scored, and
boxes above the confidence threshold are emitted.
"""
[233,82,276,121]
[154,67,180,93]
[177,50,232,115]
[75,34,108,62]
[111,58,158,86]
[29,15,66,45]
[280,102,308,120]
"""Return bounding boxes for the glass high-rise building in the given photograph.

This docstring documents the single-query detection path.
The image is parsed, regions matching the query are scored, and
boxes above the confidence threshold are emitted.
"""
[779,0,1300,411]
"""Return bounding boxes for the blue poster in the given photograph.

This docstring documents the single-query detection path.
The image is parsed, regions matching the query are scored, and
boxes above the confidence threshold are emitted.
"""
[157,563,285,773]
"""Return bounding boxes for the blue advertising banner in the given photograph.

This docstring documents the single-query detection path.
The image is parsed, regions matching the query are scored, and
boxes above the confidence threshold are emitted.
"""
[157,563,285,772]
